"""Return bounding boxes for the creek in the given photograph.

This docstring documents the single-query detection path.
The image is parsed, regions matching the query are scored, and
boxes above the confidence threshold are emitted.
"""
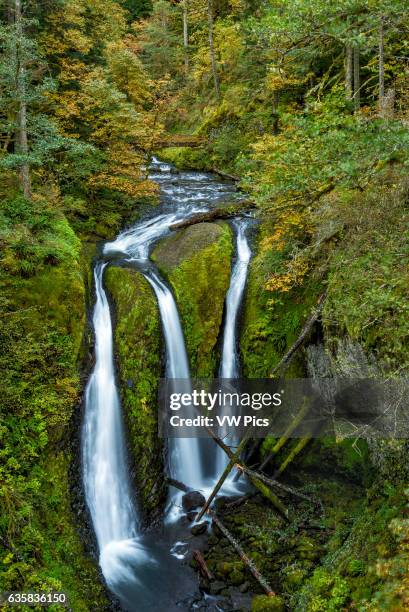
[82,158,252,611]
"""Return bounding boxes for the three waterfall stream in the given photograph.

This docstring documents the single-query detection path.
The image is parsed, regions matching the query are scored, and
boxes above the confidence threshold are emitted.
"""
[82,159,252,611]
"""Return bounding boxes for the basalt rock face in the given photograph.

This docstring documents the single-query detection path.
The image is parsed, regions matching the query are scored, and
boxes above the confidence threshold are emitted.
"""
[104,265,167,522]
[152,222,233,377]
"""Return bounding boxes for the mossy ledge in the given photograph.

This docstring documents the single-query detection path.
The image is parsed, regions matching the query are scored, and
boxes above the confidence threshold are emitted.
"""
[152,222,233,377]
[104,265,166,521]
[0,231,109,609]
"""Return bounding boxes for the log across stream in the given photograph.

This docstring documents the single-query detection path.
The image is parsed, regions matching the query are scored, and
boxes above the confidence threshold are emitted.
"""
[82,158,254,611]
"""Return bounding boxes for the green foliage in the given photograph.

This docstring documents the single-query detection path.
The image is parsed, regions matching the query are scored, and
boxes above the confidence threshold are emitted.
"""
[0,13,93,181]
[323,177,409,371]
[246,94,409,207]
[0,195,81,276]
[0,238,107,608]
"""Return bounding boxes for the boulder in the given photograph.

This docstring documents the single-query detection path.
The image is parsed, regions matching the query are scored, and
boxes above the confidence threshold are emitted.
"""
[182,490,206,512]
[191,522,208,536]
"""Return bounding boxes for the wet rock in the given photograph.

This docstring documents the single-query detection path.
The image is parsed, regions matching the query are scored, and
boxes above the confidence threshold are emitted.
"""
[209,580,226,595]
[239,581,250,593]
[230,592,253,611]
[187,510,198,522]
[191,521,208,536]
[152,222,233,378]
[251,595,285,612]
[182,491,206,512]
[214,496,230,512]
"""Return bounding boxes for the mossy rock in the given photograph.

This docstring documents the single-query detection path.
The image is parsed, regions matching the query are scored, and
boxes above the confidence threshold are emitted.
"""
[251,594,285,612]
[241,223,322,378]
[105,265,166,519]
[152,222,233,377]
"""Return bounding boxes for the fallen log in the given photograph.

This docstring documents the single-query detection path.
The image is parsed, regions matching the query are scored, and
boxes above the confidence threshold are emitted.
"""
[225,493,255,510]
[196,437,248,522]
[207,508,276,597]
[204,426,290,520]
[169,200,255,231]
[270,290,327,377]
[212,167,240,182]
[166,477,191,493]
[274,436,312,478]
[242,466,322,509]
[259,398,311,471]
[193,550,214,581]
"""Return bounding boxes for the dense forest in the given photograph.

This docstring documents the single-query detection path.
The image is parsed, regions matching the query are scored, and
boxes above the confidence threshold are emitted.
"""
[1,0,409,610]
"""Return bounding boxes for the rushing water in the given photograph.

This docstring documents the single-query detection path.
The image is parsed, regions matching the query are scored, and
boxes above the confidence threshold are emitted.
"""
[216,219,252,477]
[82,158,252,610]
[144,269,203,494]
[220,219,252,379]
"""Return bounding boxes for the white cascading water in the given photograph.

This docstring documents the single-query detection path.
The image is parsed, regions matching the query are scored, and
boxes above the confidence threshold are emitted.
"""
[82,263,152,590]
[144,269,203,491]
[216,219,252,477]
[220,219,252,379]
[82,158,251,606]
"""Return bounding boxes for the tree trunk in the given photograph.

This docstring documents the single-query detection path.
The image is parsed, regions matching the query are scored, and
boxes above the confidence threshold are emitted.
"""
[353,44,360,111]
[204,425,290,519]
[270,290,327,377]
[183,0,189,73]
[196,437,248,522]
[14,0,31,199]
[207,0,220,100]
[208,509,276,597]
[379,17,385,116]
[169,200,255,230]
[345,44,353,101]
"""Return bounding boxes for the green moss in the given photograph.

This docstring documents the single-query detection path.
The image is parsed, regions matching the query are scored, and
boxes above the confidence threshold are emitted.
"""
[241,230,321,378]
[152,222,233,377]
[105,265,166,517]
[157,147,212,171]
[0,245,108,608]
[251,595,285,611]
[323,180,409,372]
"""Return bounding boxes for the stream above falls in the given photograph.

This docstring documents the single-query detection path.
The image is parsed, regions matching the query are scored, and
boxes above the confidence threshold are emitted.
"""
[82,158,253,611]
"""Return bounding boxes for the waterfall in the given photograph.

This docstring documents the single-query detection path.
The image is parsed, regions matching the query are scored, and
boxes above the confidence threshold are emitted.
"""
[144,269,203,491]
[216,219,252,476]
[220,219,252,379]
[82,263,150,590]
[81,158,250,607]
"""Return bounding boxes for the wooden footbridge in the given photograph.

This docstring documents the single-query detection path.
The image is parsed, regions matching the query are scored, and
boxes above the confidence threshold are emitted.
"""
[154,134,207,148]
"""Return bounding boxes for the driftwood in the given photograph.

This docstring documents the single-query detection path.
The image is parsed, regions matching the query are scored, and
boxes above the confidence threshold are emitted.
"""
[193,550,214,581]
[270,291,327,377]
[205,427,290,520]
[196,437,248,522]
[208,508,276,597]
[169,200,255,231]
